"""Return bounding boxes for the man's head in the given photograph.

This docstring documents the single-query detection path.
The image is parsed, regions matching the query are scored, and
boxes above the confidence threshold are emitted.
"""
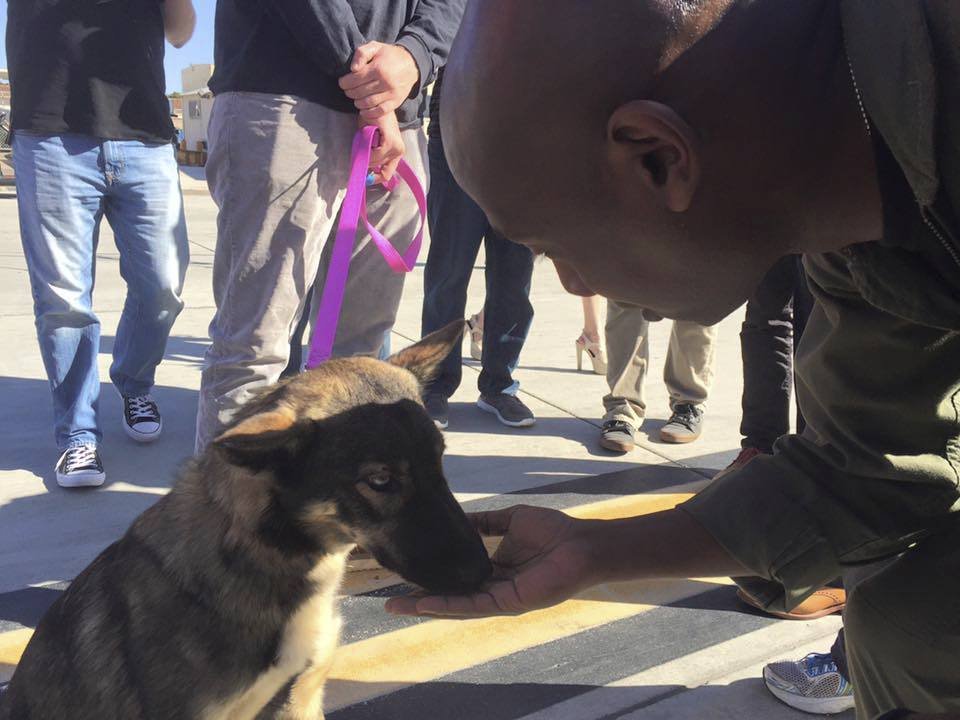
[442,0,863,323]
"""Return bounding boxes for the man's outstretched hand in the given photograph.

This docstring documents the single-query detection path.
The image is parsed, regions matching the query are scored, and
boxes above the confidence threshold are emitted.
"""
[340,41,420,122]
[385,505,604,618]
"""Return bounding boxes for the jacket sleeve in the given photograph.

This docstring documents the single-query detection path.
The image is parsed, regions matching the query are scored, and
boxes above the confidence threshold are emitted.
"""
[395,0,468,96]
[264,0,366,78]
[681,250,960,613]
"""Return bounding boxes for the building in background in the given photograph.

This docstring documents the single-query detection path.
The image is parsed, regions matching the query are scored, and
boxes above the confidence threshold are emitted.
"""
[181,86,214,154]
[0,69,10,111]
[182,63,214,94]
[177,64,214,165]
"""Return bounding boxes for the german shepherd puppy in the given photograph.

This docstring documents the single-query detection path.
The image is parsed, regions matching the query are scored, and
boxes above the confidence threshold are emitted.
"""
[1,322,491,720]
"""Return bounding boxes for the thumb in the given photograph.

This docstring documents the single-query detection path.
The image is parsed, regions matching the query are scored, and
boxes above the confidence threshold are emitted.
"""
[469,507,521,537]
[351,42,380,71]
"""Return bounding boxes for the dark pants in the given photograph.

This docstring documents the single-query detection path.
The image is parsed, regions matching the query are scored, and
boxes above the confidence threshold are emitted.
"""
[421,136,534,398]
[739,255,814,452]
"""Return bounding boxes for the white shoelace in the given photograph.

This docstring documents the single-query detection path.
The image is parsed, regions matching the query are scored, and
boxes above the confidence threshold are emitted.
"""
[63,445,99,472]
[126,395,159,423]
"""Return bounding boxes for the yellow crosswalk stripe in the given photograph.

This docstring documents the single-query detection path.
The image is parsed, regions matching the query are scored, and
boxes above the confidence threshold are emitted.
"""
[0,628,32,682]
[325,576,730,711]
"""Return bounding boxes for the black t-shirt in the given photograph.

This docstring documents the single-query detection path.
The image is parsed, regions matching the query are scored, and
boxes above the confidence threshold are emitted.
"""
[7,0,175,144]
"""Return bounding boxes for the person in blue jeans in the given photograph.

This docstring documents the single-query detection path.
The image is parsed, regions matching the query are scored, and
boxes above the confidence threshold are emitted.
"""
[421,68,535,429]
[7,0,196,488]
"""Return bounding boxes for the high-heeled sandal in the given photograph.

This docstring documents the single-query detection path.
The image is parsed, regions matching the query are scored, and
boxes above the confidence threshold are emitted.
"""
[575,332,607,375]
[466,312,483,361]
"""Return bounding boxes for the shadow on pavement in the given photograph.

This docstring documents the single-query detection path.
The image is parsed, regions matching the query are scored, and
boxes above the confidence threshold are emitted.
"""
[0,376,197,490]
[99,334,211,366]
[445,457,711,499]
[326,677,847,720]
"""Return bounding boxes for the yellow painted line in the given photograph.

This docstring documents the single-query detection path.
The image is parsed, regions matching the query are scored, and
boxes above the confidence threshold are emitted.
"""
[325,576,730,711]
[0,628,32,681]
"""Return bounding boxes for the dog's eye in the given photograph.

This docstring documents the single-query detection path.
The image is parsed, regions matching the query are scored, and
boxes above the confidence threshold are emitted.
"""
[364,472,395,492]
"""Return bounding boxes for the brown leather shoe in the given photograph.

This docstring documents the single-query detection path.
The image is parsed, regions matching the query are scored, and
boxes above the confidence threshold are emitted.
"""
[737,586,845,620]
[713,446,767,482]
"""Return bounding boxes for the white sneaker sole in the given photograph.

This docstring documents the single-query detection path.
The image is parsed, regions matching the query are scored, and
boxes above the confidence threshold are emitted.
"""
[763,669,855,714]
[477,398,536,428]
[56,468,106,488]
[122,417,163,443]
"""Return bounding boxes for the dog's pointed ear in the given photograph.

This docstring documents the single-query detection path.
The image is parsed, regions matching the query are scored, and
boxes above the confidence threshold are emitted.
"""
[212,407,304,462]
[388,320,466,384]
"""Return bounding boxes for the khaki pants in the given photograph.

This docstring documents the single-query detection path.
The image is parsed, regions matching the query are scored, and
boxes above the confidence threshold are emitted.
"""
[195,92,427,451]
[602,299,718,426]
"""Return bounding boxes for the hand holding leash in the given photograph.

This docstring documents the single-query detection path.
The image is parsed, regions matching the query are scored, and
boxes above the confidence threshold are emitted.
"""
[366,111,405,184]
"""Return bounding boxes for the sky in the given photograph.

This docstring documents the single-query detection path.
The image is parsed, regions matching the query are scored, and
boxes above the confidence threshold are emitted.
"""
[0,0,217,93]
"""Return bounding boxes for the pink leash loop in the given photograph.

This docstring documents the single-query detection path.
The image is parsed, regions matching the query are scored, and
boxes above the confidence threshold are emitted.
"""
[305,126,426,368]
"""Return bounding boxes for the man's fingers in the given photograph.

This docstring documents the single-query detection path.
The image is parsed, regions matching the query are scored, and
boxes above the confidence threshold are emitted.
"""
[368,142,399,168]
[350,41,381,72]
[385,591,507,618]
[353,90,393,110]
[380,155,401,182]
[343,78,386,100]
[359,104,392,122]
[339,68,373,91]
[383,595,420,615]
[469,507,522,537]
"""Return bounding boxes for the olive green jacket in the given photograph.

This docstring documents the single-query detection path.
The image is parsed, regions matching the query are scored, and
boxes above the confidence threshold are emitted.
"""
[683,1,960,611]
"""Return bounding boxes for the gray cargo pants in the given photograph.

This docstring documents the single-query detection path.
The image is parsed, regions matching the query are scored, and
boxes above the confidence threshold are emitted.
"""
[195,92,427,451]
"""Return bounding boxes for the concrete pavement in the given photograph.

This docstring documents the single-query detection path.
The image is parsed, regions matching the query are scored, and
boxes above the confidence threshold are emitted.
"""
[0,170,847,718]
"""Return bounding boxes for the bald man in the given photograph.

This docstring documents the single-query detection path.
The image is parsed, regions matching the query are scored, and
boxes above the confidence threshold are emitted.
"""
[384,2,960,718]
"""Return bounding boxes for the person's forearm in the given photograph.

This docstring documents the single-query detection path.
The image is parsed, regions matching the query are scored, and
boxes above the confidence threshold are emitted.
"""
[584,508,751,584]
[395,0,468,94]
[162,0,196,48]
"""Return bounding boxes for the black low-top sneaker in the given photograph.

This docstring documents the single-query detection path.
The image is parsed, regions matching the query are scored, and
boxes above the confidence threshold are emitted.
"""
[659,403,705,444]
[55,445,106,488]
[477,393,536,428]
[424,394,450,430]
[122,394,162,442]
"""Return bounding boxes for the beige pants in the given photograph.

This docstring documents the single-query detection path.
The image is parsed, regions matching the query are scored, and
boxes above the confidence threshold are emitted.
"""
[195,92,427,451]
[603,299,718,427]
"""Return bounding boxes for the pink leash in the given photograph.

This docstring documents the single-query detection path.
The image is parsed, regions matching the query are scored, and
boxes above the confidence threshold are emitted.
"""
[305,125,426,368]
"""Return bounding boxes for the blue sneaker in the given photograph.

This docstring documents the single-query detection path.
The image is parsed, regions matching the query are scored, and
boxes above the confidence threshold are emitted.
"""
[764,652,855,714]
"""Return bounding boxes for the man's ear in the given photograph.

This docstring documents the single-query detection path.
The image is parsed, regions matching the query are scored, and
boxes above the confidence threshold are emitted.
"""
[212,407,304,464]
[606,100,700,212]
[388,320,466,384]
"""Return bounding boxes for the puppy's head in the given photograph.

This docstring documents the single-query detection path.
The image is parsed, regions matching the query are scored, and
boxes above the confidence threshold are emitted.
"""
[210,321,492,594]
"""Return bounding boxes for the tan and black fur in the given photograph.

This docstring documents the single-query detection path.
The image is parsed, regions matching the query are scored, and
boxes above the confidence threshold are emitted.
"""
[0,321,490,720]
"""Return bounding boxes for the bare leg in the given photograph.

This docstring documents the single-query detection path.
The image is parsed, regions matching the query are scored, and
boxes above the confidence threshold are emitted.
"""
[581,295,602,343]
[576,295,607,374]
